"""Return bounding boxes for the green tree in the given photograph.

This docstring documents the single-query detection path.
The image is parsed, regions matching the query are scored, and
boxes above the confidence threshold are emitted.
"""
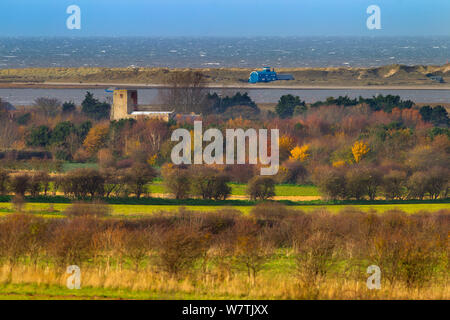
[62,101,76,114]
[26,125,51,147]
[431,106,449,127]
[81,92,110,120]
[275,95,305,118]
[419,106,433,122]
[50,121,74,146]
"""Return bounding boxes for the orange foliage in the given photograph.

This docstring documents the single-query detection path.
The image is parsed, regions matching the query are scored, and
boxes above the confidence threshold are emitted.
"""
[352,140,370,163]
[83,122,110,156]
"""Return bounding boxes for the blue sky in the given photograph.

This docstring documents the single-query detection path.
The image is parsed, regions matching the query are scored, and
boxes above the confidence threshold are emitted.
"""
[0,0,449,37]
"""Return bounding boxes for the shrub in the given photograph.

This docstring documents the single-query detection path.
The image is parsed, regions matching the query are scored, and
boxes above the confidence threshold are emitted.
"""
[295,232,336,287]
[424,167,448,199]
[233,219,273,284]
[97,148,115,168]
[158,226,209,277]
[382,170,407,200]
[247,176,276,201]
[277,160,308,184]
[250,202,293,221]
[49,216,98,268]
[62,101,76,114]
[312,167,346,200]
[345,167,370,200]
[407,171,428,200]
[0,214,34,266]
[9,174,31,196]
[125,163,156,199]
[191,166,231,200]
[123,229,151,272]
[224,164,256,183]
[162,165,192,199]
[28,172,43,197]
[62,168,105,198]
[64,201,111,218]
[0,169,9,195]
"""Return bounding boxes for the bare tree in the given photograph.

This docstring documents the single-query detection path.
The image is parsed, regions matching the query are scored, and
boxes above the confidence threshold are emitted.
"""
[34,97,62,117]
[158,71,208,114]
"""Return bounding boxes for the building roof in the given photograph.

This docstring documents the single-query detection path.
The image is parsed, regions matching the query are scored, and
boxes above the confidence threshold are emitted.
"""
[130,111,172,115]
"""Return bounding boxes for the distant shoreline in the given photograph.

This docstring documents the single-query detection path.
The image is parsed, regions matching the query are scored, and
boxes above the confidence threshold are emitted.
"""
[1,82,449,91]
[0,64,448,90]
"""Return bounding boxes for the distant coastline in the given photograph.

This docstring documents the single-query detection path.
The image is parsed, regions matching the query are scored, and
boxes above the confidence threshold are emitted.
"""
[0,82,449,91]
[0,64,449,90]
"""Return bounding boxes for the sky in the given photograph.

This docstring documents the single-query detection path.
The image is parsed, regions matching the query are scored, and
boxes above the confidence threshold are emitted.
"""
[0,0,449,37]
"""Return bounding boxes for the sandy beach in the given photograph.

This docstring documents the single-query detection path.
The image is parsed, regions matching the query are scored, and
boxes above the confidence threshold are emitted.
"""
[0,81,449,90]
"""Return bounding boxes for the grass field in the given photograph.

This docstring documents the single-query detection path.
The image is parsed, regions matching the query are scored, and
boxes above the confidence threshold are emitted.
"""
[62,162,99,172]
[148,181,320,197]
[0,202,448,218]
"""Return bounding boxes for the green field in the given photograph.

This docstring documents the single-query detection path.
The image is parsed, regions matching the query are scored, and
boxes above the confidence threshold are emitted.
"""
[62,162,99,172]
[148,180,320,197]
[0,202,448,218]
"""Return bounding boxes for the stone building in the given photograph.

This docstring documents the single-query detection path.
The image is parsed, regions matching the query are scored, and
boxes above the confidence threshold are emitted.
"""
[110,89,173,121]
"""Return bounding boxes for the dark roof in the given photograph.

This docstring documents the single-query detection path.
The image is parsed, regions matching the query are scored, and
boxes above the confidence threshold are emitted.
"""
[1,101,16,111]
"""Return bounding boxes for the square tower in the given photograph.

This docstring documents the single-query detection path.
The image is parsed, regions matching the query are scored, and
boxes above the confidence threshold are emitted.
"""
[111,89,138,120]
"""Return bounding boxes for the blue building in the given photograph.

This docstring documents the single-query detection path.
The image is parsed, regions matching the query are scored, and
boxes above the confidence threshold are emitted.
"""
[248,67,294,83]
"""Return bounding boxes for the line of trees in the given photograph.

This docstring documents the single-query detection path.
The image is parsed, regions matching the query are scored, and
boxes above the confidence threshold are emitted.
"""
[1,162,448,201]
[312,165,448,200]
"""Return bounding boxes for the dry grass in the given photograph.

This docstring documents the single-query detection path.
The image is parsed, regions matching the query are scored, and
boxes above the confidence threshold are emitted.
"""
[0,207,448,300]
[1,64,449,87]
[0,264,447,300]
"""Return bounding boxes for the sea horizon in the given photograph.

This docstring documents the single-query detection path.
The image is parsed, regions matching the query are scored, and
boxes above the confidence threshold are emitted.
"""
[1,36,449,69]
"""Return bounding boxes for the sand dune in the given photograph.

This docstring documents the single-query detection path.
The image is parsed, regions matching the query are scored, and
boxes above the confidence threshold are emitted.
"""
[0,64,448,88]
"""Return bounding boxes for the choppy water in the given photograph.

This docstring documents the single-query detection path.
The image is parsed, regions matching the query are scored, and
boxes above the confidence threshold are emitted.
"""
[0,36,449,69]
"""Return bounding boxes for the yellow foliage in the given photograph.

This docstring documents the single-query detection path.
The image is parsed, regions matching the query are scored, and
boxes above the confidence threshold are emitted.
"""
[280,135,296,151]
[290,144,310,162]
[352,141,370,163]
[83,123,110,155]
[147,154,157,166]
[226,117,252,128]
[332,160,347,168]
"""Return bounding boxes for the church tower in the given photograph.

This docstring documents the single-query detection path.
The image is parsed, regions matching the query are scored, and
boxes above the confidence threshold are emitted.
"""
[111,89,138,120]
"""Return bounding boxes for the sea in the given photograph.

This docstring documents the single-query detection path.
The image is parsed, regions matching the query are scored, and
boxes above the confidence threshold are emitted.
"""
[0,36,449,105]
[1,36,449,69]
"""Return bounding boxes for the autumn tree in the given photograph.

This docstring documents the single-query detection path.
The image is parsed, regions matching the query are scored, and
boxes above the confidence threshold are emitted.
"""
[125,163,157,199]
[191,166,232,200]
[382,170,407,200]
[62,169,105,199]
[0,170,10,196]
[83,122,110,156]
[290,144,310,162]
[10,174,31,196]
[312,167,346,200]
[352,140,370,163]
[247,176,276,201]
[162,164,192,199]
